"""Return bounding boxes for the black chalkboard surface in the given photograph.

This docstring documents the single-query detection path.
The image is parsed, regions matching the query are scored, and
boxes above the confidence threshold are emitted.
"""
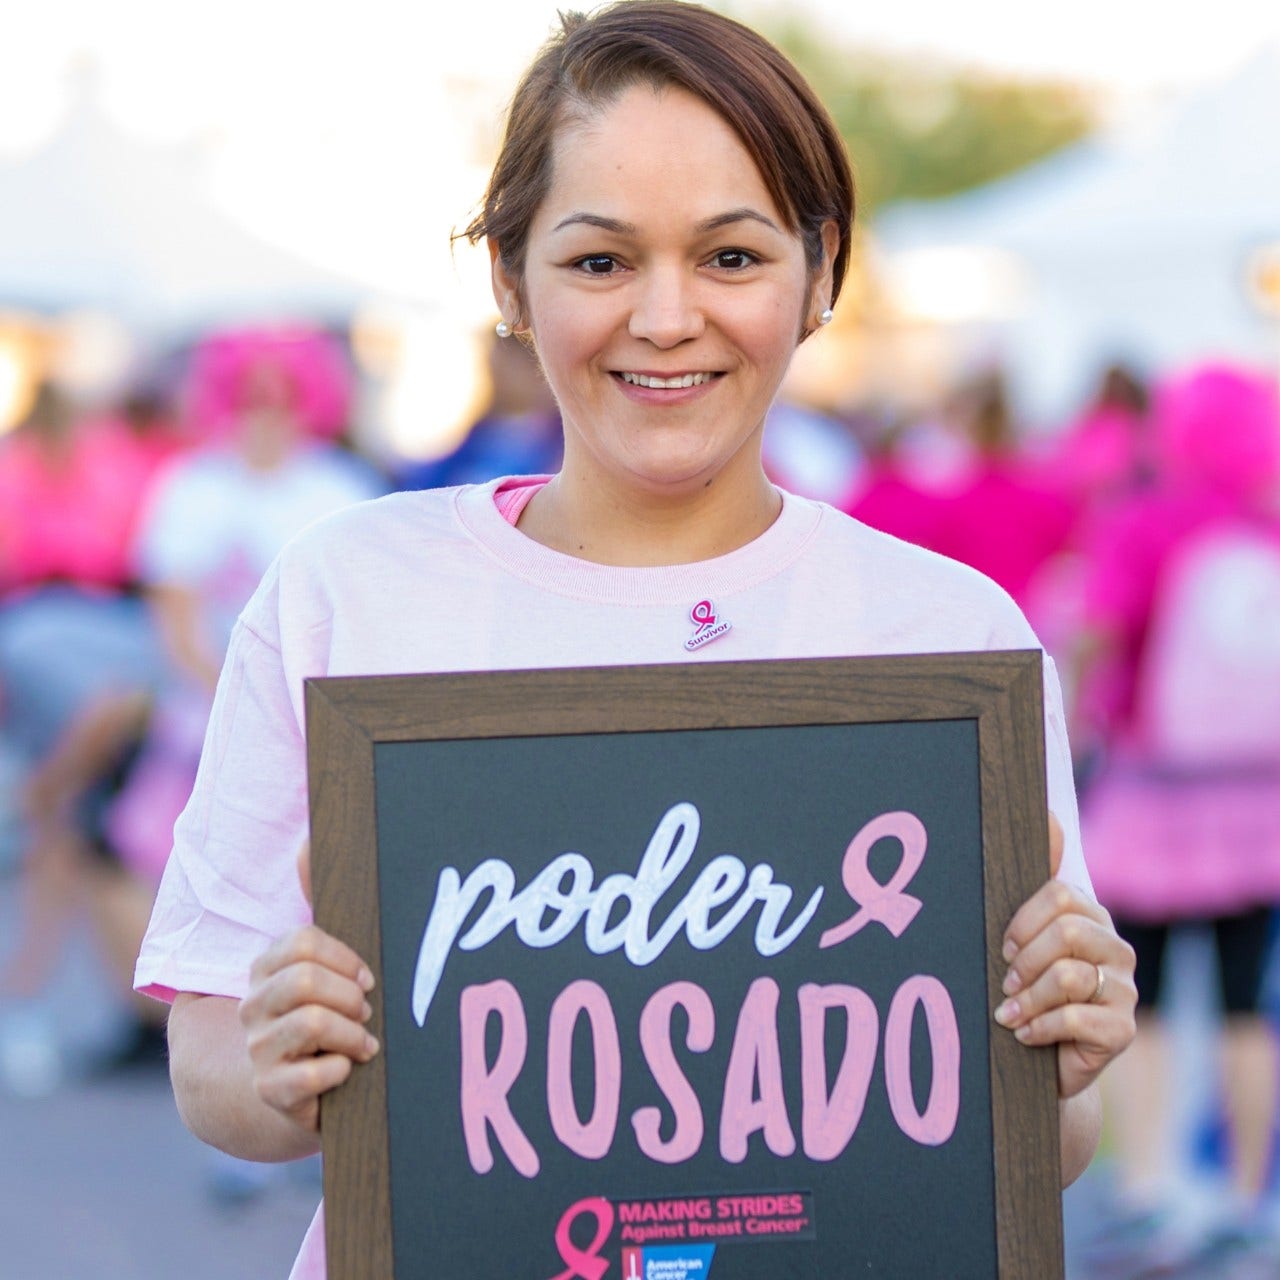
[306,653,1064,1280]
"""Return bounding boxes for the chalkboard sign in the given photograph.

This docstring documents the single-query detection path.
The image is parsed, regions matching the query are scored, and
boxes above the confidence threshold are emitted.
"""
[306,653,1063,1279]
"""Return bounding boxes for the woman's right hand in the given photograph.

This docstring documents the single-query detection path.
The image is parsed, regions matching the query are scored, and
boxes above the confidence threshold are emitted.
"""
[237,845,379,1136]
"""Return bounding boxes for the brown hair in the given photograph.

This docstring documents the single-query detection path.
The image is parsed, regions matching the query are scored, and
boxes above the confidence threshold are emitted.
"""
[465,0,855,304]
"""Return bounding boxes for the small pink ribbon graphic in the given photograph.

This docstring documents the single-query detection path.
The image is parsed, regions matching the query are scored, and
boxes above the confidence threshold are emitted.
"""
[550,1197,614,1280]
[690,600,717,633]
[820,811,927,947]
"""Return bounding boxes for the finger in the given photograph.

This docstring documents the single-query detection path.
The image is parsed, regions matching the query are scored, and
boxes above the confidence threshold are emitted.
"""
[1002,879,1111,961]
[250,924,374,993]
[298,840,312,908]
[1004,999,1133,1064]
[997,955,1099,1022]
[256,1052,357,1124]
[996,952,1118,1030]
[245,1002,379,1069]
[1047,811,1064,879]
[244,960,373,1027]
[1001,911,1122,1003]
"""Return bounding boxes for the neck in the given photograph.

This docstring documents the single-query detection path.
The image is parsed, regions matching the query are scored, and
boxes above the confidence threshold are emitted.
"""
[516,466,782,567]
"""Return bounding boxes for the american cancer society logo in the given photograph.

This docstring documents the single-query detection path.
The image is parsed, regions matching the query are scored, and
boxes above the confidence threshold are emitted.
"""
[622,1243,717,1279]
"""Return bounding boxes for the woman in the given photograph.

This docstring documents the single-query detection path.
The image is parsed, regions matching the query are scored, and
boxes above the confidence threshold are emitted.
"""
[136,5,1136,1276]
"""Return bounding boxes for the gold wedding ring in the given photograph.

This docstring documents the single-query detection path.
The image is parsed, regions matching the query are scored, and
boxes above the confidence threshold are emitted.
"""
[1088,963,1106,1004]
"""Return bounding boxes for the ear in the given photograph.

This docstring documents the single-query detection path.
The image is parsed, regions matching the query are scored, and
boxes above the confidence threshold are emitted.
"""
[489,240,523,333]
[807,219,841,327]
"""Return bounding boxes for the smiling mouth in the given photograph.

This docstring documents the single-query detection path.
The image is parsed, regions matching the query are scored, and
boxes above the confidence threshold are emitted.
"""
[617,371,720,389]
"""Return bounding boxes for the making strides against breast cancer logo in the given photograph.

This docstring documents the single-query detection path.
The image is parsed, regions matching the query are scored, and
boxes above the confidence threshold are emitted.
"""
[683,600,732,652]
[552,1192,816,1279]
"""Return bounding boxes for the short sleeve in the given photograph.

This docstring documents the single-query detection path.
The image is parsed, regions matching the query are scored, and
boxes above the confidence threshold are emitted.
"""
[1043,655,1091,895]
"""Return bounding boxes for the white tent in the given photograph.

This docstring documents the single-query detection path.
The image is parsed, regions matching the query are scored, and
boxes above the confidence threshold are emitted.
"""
[0,90,375,336]
[874,47,1280,423]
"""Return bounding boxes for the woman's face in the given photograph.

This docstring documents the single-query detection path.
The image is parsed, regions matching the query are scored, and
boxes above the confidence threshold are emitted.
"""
[493,84,835,502]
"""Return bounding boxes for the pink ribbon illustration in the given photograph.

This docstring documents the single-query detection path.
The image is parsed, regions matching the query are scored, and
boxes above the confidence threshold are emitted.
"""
[819,811,926,948]
[550,1197,615,1280]
[690,600,717,632]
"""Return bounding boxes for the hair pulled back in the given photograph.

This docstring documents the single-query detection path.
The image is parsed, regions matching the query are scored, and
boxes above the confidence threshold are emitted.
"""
[466,0,855,304]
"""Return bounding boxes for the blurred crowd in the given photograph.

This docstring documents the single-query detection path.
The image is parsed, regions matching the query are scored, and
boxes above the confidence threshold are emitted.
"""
[0,319,1278,1275]
[829,355,1280,1277]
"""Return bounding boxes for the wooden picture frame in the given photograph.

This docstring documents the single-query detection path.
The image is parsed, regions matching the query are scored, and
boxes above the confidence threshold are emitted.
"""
[306,651,1063,1279]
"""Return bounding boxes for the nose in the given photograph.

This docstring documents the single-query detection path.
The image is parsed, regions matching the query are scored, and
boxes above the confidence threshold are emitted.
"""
[628,264,704,348]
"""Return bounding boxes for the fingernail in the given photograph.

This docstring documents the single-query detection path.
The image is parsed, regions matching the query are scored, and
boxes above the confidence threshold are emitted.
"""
[1002,969,1023,996]
[994,1000,1020,1026]
[1002,939,1018,963]
[364,1034,380,1057]
[1014,1025,1032,1042]
[358,967,375,993]
[361,1000,372,1021]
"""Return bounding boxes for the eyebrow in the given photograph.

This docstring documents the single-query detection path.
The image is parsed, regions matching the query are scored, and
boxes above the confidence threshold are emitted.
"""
[552,207,784,236]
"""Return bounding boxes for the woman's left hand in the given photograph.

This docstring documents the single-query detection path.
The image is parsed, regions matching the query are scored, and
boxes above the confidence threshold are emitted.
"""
[996,814,1137,1099]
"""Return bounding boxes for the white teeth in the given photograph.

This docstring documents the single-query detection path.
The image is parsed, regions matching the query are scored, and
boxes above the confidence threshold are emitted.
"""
[620,371,713,389]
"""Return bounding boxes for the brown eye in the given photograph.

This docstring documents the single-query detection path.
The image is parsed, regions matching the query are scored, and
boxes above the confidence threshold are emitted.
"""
[576,255,618,275]
[711,249,755,270]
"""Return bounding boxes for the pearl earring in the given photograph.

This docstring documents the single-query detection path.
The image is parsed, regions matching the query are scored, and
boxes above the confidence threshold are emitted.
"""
[495,320,513,339]
[818,308,834,326]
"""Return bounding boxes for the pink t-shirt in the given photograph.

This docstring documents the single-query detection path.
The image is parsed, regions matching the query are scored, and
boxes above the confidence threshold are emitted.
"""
[137,478,1087,1279]
[0,417,175,593]
[492,475,549,525]
[847,458,1076,609]
[844,463,951,561]
[931,461,1077,607]
[1046,405,1147,501]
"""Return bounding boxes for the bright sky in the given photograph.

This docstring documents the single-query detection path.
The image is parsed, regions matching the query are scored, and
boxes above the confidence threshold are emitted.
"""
[7,0,1280,152]
[3,0,1279,305]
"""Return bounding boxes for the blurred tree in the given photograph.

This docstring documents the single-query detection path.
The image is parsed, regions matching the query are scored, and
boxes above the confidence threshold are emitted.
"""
[758,16,1097,214]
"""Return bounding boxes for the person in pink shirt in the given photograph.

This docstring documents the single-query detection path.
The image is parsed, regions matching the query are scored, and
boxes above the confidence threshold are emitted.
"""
[0,385,164,594]
[847,370,1076,611]
[136,6,1137,1275]
[1075,362,1280,1267]
[931,370,1078,608]
[1046,363,1154,508]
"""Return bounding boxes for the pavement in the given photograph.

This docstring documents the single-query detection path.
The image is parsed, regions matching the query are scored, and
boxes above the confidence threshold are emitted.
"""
[0,871,319,1280]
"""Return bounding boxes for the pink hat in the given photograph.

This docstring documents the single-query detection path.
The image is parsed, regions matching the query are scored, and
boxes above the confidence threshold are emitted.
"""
[183,325,352,439]
[1154,362,1280,497]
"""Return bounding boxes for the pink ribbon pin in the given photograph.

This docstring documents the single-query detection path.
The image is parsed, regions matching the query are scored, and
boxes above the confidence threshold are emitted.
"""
[690,600,717,633]
[550,1197,614,1280]
[820,811,927,948]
